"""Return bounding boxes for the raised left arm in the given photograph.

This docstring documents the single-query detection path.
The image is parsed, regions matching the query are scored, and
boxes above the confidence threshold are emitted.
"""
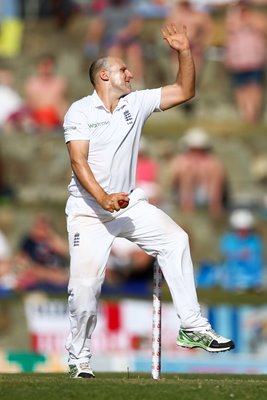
[160,24,195,111]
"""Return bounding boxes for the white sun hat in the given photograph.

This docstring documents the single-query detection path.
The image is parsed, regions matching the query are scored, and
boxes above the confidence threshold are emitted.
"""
[182,128,211,150]
[229,209,255,229]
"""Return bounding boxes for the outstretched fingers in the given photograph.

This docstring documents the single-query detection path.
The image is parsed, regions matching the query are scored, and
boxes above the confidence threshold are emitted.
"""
[160,26,167,39]
[162,23,186,37]
[171,23,177,34]
[161,22,190,52]
[161,23,178,39]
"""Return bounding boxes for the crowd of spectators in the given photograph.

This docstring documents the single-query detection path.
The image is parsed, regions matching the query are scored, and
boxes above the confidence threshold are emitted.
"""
[0,136,266,296]
[1,0,267,125]
[0,0,267,297]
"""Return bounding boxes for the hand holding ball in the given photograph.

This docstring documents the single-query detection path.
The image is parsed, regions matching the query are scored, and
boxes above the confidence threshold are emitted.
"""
[118,199,129,209]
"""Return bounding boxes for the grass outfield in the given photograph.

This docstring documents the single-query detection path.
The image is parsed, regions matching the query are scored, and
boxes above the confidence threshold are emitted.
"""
[1,373,267,400]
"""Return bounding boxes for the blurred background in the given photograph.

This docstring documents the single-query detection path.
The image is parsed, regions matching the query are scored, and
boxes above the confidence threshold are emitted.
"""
[0,0,267,374]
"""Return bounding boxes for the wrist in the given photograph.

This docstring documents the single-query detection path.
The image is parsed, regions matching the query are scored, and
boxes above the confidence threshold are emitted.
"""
[178,48,191,55]
[95,189,108,205]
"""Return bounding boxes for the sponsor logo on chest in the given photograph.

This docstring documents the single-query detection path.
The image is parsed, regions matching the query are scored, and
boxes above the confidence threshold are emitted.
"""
[88,121,110,129]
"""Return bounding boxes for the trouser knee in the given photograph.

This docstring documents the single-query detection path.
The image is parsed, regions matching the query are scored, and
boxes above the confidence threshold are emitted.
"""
[164,228,189,256]
[68,277,103,316]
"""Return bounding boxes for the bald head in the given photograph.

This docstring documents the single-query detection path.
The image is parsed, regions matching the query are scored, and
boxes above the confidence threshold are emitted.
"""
[88,56,133,99]
[89,57,111,87]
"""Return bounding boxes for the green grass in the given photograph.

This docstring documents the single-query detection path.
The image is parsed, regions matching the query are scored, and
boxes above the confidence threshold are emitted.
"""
[1,373,267,400]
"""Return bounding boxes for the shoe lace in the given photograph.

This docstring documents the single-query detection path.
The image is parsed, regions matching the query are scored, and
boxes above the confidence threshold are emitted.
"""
[79,362,91,370]
[207,328,220,339]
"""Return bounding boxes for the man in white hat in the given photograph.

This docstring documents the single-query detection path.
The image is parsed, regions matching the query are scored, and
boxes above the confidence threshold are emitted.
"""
[219,209,264,291]
[170,127,227,218]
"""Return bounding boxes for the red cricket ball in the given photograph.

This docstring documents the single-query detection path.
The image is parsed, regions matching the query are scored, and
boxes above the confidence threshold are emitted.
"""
[118,200,129,209]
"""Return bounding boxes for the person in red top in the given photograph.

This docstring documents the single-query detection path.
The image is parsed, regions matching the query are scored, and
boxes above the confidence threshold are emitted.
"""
[136,138,161,206]
[24,54,69,131]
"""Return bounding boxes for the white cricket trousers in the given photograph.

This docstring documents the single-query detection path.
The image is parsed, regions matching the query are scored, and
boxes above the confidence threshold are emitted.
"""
[65,188,210,365]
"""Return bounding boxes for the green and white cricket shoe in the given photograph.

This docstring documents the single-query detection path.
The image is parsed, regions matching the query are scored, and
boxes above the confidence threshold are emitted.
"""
[69,362,95,378]
[177,328,235,352]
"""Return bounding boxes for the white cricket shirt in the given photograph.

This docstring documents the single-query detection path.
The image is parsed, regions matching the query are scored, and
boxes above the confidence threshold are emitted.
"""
[63,88,161,205]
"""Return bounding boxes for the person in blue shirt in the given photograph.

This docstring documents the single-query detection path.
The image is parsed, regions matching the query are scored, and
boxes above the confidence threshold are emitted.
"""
[219,209,264,291]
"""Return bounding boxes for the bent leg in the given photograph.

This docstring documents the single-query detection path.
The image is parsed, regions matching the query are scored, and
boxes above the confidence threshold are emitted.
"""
[118,201,210,330]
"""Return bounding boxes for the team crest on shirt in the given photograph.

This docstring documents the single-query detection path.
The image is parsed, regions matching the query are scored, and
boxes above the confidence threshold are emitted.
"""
[73,232,80,247]
[123,110,133,125]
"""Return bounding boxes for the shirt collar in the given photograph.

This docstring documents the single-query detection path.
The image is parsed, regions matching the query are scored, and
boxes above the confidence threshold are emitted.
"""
[91,90,129,112]
[91,90,105,109]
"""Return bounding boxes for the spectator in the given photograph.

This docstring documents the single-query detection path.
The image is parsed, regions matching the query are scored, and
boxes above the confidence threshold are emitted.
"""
[0,224,35,295]
[0,151,16,203]
[219,208,265,291]
[89,0,108,14]
[136,137,161,206]
[24,54,69,132]
[170,128,228,218]
[0,0,24,58]
[0,228,14,295]
[21,0,80,27]
[16,213,69,291]
[224,0,267,123]
[0,66,23,133]
[136,0,170,19]
[84,0,144,87]
[165,0,213,79]
[38,0,79,28]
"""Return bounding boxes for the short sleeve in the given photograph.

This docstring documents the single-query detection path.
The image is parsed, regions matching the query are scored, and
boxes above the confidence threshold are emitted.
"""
[130,88,162,120]
[63,101,91,143]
